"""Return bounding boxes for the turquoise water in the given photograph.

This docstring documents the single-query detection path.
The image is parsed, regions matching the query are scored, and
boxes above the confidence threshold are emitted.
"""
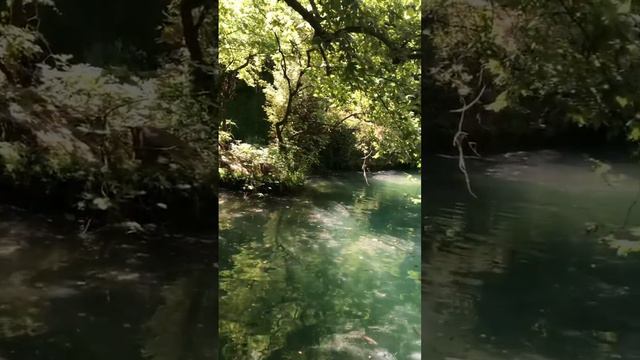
[424,151,640,360]
[219,171,421,359]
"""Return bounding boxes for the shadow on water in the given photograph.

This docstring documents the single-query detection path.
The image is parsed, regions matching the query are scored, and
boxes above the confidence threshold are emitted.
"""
[0,207,216,360]
[219,171,421,360]
[424,151,640,360]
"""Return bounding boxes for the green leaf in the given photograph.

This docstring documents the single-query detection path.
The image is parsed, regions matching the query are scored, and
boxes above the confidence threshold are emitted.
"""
[92,197,112,210]
[485,91,509,112]
[569,113,587,126]
[618,0,631,14]
[615,96,629,108]
[629,127,640,141]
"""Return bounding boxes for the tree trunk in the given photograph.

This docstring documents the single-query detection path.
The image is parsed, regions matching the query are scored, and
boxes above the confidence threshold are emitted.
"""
[179,0,220,195]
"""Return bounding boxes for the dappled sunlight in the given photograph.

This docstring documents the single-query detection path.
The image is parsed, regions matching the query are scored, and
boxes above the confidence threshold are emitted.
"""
[220,172,420,359]
[483,151,640,192]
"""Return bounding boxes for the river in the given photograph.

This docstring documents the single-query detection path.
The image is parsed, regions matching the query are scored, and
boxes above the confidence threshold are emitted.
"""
[424,150,640,360]
[219,171,422,359]
[0,208,216,360]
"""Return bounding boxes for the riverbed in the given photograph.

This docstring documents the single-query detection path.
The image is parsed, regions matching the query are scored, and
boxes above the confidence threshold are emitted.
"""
[219,171,422,359]
[424,150,640,360]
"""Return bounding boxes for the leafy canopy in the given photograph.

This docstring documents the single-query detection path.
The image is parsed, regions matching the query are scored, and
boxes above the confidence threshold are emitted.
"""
[220,0,421,168]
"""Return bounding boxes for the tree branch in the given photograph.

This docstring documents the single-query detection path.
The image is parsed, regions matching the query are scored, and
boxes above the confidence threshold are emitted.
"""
[282,0,326,37]
[362,149,373,185]
[451,84,488,199]
[274,33,292,91]
[281,0,418,64]
[334,26,395,50]
[334,112,360,126]
[309,0,322,20]
[450,85,486,113]
[318,44,332,75]
[273,33,314,150]
[229,54,255,73]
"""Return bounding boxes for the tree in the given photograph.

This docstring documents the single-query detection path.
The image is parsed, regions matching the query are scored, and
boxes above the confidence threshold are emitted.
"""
[220,0,421,187]
[426,0,640,150]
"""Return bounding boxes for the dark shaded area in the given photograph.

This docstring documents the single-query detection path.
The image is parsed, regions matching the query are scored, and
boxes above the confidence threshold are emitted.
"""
[423,154,640,359]
[421,2,639,157]
[224,82,270,144]
[0,206,216,360]
[424,107,632,155]
[38,0,170,70]
[1,1,218,359]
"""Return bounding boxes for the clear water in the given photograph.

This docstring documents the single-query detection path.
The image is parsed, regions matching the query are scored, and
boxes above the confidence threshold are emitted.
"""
[0,208,216,360]
[219,171,422,360]
[424,151,640,360]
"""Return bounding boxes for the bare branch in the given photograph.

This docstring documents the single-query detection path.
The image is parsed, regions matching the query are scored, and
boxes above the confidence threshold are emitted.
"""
[451,84,488,199]
[318,45,332,75]
[362,149,374,186]
[274,32,292,91]
[450,85,486,113]
[272,32,313,149]
[453,106,477,198]
[229,54,256,73]
[335,112,361,125]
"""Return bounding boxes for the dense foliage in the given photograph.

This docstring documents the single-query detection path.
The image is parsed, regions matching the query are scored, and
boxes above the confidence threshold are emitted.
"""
[0,0,217,227]
[425,0,640,153]
[220,0,421,190]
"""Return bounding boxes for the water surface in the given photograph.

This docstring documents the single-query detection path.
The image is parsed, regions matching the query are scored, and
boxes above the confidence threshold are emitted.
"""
[219,171,421,359]
[424,150,640,360]
[0,208,216,360]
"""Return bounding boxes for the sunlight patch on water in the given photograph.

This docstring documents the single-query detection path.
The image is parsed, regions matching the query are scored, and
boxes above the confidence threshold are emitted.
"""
[220,172,420,359]
[483,150,640,192]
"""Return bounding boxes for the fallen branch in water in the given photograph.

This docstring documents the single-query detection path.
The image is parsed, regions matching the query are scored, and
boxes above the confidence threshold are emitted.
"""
[449,82,486,198]
[362,149,373,186]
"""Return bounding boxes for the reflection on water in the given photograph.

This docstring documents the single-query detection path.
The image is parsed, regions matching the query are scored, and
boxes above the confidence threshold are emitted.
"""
[424,151,640,360]
[219,171,421,359]
[0,208,216,360]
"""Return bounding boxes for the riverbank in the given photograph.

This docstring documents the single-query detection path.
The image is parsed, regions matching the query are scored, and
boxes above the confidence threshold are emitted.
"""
[219,139,419,197]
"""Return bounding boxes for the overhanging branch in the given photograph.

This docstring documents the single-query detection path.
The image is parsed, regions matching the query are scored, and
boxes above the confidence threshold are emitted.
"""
[281,0,419,64]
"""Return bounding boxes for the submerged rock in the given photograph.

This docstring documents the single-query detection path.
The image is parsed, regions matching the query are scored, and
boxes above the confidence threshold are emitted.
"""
[584,222,599,233]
